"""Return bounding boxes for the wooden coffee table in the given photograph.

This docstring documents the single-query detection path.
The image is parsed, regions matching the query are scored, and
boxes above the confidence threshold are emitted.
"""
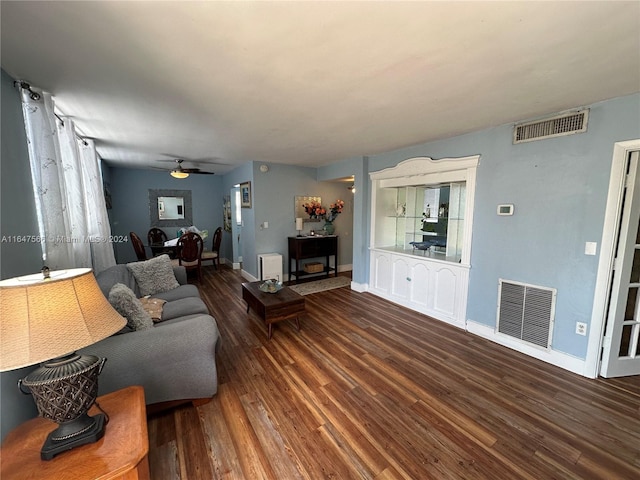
[242,281,305,339]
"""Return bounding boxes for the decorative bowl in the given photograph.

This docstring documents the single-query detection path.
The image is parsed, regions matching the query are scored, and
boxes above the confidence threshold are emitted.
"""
[259,280,283,294]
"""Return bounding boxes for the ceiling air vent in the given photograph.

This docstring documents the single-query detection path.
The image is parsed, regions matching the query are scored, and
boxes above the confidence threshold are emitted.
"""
[513,109,589,144]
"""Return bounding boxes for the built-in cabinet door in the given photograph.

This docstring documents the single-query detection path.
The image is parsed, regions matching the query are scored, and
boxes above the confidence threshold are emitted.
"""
[369,248,469,327]
[371,250,392,294]
[431,263,459,319]
[391,256,410,299]
[407,257,430,309]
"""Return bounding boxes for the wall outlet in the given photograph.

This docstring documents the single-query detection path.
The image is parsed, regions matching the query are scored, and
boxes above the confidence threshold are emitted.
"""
[576,322,587,336]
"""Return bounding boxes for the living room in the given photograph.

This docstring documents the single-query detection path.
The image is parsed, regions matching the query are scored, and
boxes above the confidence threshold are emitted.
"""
[1,2,639,478]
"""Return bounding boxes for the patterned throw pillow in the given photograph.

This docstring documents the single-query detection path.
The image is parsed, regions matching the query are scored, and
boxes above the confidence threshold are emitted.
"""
[108,283,153,331]
[139,296,167,323]
[126,254,179,296]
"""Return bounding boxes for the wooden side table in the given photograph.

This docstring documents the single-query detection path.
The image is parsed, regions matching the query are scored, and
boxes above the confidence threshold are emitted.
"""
[1,385,150,480]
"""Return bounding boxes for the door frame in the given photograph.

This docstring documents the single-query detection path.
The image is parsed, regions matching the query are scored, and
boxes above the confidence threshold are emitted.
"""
[586,139,640,378]
[230,186,242,269]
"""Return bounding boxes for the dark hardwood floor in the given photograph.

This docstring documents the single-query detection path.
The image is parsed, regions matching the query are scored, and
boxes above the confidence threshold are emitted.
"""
[147,265,640,479]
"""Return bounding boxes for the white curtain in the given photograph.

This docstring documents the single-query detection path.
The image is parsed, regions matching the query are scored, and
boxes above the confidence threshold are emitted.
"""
[21,90,74,268]
[20,86,116,273]
[57,117,92,267]
[78,139,116,272]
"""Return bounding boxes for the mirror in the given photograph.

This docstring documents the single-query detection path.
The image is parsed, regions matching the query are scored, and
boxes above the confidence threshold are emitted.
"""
[158,196,184,220]
[149,189,192,227]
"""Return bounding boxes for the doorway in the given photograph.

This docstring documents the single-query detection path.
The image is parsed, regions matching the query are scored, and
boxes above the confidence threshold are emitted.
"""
[596,141,640,377]
[230,186,242,269]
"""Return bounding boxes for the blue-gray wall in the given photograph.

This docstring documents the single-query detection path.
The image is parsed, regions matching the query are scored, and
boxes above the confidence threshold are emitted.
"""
[219,161,355,280]
[251,162,354,279]
[357,94,639,360]
[319,155,369,285]
[220,161,255,271]
[1,69,41,440]
[106,167,224,264]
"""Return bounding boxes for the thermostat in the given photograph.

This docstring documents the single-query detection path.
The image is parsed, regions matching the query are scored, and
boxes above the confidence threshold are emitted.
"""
[497,204,514,216]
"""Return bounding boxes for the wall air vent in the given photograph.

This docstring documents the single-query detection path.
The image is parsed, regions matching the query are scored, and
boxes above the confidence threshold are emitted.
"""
[497,280,556,348]
[513,109,589,144]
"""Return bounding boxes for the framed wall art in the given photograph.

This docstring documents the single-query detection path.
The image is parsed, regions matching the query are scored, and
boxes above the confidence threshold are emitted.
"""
[295,195,322,222]
[240,181,252,208]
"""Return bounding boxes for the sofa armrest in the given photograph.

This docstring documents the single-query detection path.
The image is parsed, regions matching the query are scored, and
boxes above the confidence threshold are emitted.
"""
[79,315,221,404]
[172,265,188,285]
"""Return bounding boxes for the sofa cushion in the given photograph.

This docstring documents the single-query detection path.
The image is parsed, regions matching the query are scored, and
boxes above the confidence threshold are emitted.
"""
[161,297,210,322]
[108,283,154,331]
[152,284,201,302]
[96,265,140,297]
[126,254,180,296]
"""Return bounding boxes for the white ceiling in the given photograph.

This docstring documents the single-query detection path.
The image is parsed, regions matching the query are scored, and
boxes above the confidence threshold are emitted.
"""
[2,1,639,175]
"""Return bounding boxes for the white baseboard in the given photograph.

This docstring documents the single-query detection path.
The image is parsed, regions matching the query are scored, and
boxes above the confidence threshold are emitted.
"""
[466,319,587,376]
[351,281,368,293]
[241,269,258,282]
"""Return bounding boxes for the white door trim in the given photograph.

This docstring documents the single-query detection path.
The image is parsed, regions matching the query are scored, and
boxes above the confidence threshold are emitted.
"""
[586,139,640,378]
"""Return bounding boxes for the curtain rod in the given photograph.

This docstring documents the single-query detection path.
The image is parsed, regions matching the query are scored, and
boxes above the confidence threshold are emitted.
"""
[54,113,89,146]
[16,80,90,147]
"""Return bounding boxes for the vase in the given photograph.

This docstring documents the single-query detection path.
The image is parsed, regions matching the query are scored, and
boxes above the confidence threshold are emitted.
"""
[323,221,335,235]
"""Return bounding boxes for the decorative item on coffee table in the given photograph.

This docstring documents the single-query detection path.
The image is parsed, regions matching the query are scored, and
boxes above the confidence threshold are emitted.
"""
[259,278,283,293]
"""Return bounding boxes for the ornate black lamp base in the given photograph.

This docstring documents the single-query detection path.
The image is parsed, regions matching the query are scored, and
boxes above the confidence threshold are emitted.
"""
[40,412,106,460]
[18,353,108,461]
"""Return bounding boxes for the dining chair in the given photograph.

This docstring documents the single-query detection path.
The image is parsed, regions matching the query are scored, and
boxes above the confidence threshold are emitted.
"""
[173,232,204,281]
[147,227,173,258]
[147,227,168,245]
[129,232,148,261]
[201,227,222,270]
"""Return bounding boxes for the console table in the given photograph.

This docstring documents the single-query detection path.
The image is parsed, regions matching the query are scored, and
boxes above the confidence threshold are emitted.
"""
[288,236,338,284]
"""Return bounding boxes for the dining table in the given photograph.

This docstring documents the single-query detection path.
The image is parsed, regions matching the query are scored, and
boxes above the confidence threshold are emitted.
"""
[148,241,177,258]
[148,230,208,259]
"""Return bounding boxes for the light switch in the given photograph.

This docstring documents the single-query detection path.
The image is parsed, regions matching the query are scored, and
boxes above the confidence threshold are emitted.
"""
[585,242,597,255]
[263,222,269,229]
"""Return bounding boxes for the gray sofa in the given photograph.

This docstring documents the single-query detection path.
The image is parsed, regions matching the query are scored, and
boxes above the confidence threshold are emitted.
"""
[79,264,221,405]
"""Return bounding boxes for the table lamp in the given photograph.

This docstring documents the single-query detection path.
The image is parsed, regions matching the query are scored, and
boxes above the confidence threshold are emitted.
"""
[295,217,303,236]
[0,267,126,460]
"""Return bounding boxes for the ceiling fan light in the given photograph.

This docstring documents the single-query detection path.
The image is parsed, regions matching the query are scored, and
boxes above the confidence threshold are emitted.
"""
[170,170,189,179]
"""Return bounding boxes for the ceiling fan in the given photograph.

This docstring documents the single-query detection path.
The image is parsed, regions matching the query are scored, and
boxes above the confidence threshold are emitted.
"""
[165,159,215,179]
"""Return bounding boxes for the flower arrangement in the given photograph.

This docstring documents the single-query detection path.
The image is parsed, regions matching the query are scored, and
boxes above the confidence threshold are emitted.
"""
[303,200,325,218]
[325,199,344,223]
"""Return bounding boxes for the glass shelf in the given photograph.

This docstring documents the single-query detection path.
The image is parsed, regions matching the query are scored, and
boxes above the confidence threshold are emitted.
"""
[373,183,466,263]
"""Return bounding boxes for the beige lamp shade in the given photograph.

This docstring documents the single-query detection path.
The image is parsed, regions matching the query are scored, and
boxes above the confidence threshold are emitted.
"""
[0,268,126,371]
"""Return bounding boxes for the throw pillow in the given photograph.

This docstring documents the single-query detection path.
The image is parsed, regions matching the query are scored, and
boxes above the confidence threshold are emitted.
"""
[139,296,167,323]
[108,283,154,331]
[126,254,179,296]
